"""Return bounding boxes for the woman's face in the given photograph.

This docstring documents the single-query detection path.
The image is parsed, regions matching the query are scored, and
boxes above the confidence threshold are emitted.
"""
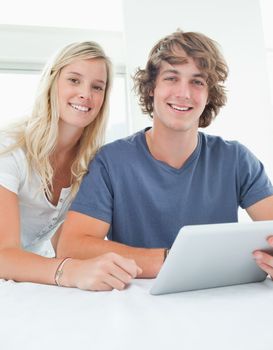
[57,58,107,131]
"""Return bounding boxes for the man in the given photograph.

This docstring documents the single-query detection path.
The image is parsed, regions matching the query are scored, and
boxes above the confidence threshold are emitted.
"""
[57,30,273,279]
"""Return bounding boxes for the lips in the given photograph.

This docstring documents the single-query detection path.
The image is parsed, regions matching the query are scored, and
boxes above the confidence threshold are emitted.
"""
[69,103,91,112]
[168,103,193,111]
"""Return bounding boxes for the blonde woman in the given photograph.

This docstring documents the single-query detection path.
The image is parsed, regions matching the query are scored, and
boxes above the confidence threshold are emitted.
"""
[0,41,141,291]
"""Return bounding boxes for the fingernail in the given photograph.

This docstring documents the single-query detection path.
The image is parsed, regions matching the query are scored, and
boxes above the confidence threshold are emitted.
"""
[268,237,273,245]
[253,252,262,259]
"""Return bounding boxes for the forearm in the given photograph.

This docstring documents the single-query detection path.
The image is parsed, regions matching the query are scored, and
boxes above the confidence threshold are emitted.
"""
[57,235,165,278]
[0,247,143,291]
[0,247,63,285]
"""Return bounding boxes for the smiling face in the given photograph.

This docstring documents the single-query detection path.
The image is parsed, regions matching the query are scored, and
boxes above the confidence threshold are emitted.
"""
[57,58,107,132]
[152,54,209,135]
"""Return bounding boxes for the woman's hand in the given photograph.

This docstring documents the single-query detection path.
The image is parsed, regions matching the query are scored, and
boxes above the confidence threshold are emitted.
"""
[60,252,142,291]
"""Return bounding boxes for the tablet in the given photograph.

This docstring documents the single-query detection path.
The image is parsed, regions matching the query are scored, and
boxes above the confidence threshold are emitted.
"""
[150,220,273,295]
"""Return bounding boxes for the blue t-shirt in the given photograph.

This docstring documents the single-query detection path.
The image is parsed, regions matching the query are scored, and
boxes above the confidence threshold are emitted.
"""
[70,129,273,248]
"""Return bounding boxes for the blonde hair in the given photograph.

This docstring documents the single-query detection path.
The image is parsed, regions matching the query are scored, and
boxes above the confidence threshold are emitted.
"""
[2,41,112,198]
[134,30,228,127]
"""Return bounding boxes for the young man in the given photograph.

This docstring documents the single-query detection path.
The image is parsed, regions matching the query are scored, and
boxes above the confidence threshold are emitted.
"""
[57,30,273,279]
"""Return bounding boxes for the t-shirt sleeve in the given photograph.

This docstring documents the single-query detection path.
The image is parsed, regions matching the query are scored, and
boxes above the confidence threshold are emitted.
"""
[238,143,273,208]
[0,143,22,194]
[70,153,113,224]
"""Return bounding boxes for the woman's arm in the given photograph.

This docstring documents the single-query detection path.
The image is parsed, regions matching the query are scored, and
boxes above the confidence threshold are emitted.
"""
[0,186,141,290]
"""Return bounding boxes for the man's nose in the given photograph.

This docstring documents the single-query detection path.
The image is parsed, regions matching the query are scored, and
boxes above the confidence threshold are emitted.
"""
[175,80,191,100]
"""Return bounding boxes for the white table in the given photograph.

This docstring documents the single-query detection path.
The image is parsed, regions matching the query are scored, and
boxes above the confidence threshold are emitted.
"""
[1,278,273,350]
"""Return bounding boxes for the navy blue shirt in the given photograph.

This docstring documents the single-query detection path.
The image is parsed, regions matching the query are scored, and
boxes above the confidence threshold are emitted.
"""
[70,130,273,248]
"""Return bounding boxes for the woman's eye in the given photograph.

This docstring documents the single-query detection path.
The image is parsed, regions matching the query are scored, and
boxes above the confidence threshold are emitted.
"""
[68,78,79,84]
[93,85,104,91]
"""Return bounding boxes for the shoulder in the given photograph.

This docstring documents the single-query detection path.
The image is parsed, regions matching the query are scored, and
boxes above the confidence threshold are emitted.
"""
[0,132,24,151]
[0,133,26,160]
[199,132,248,157]
[0,134,28,193]
[0,133,17,148]
[199,133,263,172]
[200,132,240,149]
[97,129,146,160]
[104,129,144,150]
[86,129,148,175]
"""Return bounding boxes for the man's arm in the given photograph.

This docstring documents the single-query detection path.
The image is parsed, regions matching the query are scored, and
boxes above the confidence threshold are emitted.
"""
[246,195,273,221]
[57,211,165,278]
[246,195,273,278]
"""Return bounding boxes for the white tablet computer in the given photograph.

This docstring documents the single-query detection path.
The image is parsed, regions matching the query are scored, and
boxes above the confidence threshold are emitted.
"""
[150,220,273,295]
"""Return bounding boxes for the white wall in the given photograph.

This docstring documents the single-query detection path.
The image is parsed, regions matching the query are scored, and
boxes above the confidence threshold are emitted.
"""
[0,24,124,73]
[0,24,129,142]
[123,0,273,181]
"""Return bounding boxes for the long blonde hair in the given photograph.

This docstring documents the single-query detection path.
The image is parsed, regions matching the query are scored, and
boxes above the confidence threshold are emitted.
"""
[2,41,112,199]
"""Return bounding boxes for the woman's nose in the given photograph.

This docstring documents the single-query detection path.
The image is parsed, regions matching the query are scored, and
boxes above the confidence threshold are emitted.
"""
[79,85,92,100]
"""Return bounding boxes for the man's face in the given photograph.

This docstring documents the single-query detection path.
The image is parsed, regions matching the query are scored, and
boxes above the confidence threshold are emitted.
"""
[151,55,209,134]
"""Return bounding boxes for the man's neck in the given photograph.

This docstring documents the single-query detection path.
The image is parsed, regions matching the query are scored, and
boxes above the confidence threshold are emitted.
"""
[145,127,198,169]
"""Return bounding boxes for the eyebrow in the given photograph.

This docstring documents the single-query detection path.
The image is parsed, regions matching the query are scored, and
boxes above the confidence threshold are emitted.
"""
[160,69,207,79]
[66,71,106,85]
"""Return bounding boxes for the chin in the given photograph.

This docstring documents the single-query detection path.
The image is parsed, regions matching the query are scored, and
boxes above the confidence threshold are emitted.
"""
[167,123,194,132]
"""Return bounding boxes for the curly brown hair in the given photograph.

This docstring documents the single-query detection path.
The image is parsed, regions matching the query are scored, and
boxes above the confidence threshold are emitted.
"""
[133,30,228,127]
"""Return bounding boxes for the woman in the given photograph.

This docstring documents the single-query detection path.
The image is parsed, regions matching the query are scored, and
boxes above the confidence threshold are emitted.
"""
[0,41,141,291]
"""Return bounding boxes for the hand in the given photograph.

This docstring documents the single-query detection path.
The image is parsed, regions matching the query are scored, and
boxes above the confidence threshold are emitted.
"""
[62,252,142,291]
[253,236,273,279]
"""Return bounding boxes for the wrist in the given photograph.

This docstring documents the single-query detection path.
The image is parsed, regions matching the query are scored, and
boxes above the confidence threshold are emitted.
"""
[54,257,77,288]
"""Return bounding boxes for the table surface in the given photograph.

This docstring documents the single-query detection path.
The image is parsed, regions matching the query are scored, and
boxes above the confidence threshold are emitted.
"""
[1,277,273,350]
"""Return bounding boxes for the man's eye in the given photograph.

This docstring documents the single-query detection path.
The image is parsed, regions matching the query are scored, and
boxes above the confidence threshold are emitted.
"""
[164,77,176,81]
[192,79,205,86]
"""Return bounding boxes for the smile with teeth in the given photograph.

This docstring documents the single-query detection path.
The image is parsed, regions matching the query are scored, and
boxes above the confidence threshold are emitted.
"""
[169,104,193,111]
[70,103,91,112]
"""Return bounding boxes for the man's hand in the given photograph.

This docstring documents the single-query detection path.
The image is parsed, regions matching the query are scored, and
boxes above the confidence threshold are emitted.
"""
[253,236,273,279]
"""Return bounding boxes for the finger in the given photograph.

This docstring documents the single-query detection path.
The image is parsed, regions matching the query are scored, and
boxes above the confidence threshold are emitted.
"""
[253,251,273,267]
[253,251,273,278]
[103,274,126,291]
[255,260,273,278]
[93,282,113,292]
[267,236,273,246]
[76,277,114,292]
[108,253,141,278]
[106,263,133,284]
[137,266,143,276]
